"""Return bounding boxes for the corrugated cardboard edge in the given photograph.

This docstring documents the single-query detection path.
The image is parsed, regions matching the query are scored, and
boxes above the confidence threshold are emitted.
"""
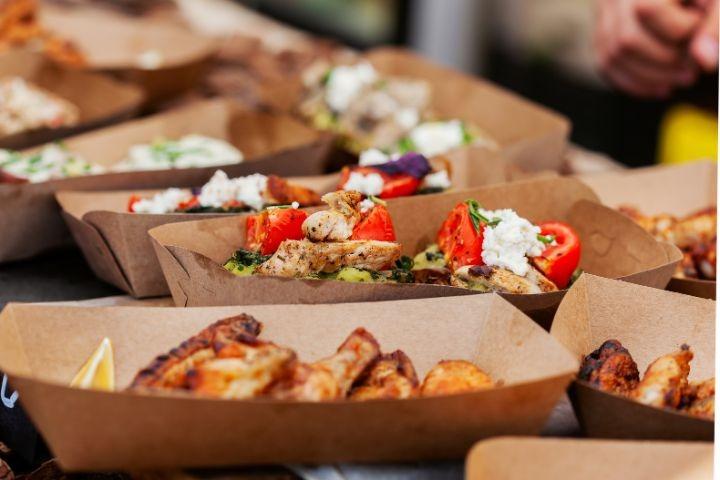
[0,296,578,470]
[465,437,713,480]
[551,274,714,441]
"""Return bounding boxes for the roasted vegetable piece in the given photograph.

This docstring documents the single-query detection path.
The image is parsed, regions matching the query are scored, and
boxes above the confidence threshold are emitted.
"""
[246,208,309,255]
[530,221,581,289]
[420,360,493,396]
[578,339,640,395]
[351,204,397,241]
[436,201,484,272]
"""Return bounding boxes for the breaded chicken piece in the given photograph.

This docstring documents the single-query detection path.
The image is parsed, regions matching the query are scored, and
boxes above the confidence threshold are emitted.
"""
[631,345,693,409]
[420,360,494,396]
[265,175,322,207]
[349,351,419,400]
[578,340,640,395]
[451,264,558,294]
[186,339,296,399]
[254,239,401,277]
[269,328,381,401]
[128,314,262,390]
[683,378,715,419]
[303,190,363,242]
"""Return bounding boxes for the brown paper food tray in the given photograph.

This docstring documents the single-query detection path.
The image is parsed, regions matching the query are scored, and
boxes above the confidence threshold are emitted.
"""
[265,47,571,172]
[466,437,713,480]
[149,177,681,327]
[0,98,334,263]
[0,295,578,470]
[0,49,144,150]
[579,161,717,299]
[551,274,714,441]
[56,145,510,298]
[41,5,218,105]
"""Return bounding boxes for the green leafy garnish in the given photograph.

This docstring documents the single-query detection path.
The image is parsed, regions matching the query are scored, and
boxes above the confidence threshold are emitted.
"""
[537,234,556,244]
[465,199,501,232]
[229,248,270,267]
[368,195,387,206]
[321,69,333,85]
[395,256,414,271]
[396,137,417,154]
[569,268,584,286]
[461,122,474,145]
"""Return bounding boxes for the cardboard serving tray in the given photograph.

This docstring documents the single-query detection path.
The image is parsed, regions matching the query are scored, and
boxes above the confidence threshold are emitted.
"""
[579,161,717,300]
[41,4,218,105]
[268,47,571,172]
[0,295,578,470]
[466,437,713,480]
[56,145,510,298]
[551,274,715,441]
[0,97,335,263]
[0,49,144,150]
[149,176,681,326]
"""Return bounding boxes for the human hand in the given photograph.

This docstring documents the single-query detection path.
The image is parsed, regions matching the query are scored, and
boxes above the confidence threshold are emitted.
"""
[595,0,703,98]
[689,0,719,71]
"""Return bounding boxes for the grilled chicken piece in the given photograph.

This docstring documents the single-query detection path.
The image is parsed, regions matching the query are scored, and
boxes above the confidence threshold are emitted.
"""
[303,190,363,242]
[672,208,717,249]
[420,360,494,396]
[265,175,322,207]
[254,239,401,277]
[128,314,262,390]
[683,378,715,419]
[578,340,640,395]
[451,265,558,294]
[185,339,296,399]
[269,328,381,400]
[349,351,419,400]
[631,345,693,409]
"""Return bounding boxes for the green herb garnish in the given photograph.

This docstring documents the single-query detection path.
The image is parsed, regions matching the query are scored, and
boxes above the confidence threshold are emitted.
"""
[368,195,387,206]
[397,137,417,154]
[537,234,556,244]
[230,248,270,267]
[465,199,501,232]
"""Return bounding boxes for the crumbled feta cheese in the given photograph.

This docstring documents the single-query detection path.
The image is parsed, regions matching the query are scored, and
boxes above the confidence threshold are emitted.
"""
[358,148,391,166]
[422,170,451,190]
[137,49,164,70]
[131,188,192,214]
[342,171,384,197]
[291,201,300,209]
[409,120,465,157]
[197,170,268,211]
[0,77,79,136]
[0,144,103,183]
[480,208,545,276]
[394,108,419,130]
[359,198,376,213]
[114,135,243,171]
[325,62,378,112]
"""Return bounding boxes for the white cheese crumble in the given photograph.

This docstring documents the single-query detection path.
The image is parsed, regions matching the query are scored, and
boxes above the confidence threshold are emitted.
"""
[113,135,243,171]
[131,188,192,214]
[342,171,384,197]
[0,77,79,135]
[394,107,420,130]
[197,170,268,211]
[422,170,451,189]
[137,49,164,70]
[0,144,103,183]
[358,148,391,166]
[359,198,376,213]
[409,120,465,157]
[480,208,545,277]
[325,62,378,112]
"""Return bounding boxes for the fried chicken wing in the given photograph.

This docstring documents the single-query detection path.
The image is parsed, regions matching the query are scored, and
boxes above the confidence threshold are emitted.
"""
[265,175,322,207]
[254,239,401,277]
[128,314,262,390]
[302,190,363,242]
[680,378,715,419]
[631,345,693,409]
[269,328,381,400]
[420,360,494,396]
[349,351,419,400]
[578,339,640,395]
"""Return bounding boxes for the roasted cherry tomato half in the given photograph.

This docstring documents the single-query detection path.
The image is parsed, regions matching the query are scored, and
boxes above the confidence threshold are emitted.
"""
[379,174,420,199]
[351,204,397,242]
[436,202,484,271]
[246,208,309,255]
[176,196,200,212]
[127,194,142,212]
[531,221,581,289]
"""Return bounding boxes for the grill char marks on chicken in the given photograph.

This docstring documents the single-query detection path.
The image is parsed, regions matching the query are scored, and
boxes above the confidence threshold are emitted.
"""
[578,339,640,395]
[128,314,262,390]
[631,344,693,409]
[349,350,419,400]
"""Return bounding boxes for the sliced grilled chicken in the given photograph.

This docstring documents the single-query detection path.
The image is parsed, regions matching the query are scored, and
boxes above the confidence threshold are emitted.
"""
[451,265,558,294]
[349,350,419,400]
[302,190,363,242]
[631,345,693,409]
[255,239,401,278]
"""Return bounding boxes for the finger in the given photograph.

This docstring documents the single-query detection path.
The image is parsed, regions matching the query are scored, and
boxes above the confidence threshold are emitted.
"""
[604,67,672,98]
[616,53,698,86]
[637,0,703,43]
[690,0,719,71]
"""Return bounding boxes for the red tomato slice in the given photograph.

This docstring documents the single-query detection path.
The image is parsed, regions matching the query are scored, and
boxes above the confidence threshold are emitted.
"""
[436,202,484,271]
[531,221,581,289]
[337,166,389,190]
[351,204,396,241]
[245,208,309,255]
[176,196,200,211]
[379,174,420,199]
[127,194,142,213]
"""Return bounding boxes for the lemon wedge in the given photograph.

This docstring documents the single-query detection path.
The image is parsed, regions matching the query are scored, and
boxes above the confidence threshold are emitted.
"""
[70,337,115,391]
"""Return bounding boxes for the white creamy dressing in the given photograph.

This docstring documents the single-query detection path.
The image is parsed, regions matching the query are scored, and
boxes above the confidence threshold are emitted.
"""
[113,135,243,171]
[479,208,546,276]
